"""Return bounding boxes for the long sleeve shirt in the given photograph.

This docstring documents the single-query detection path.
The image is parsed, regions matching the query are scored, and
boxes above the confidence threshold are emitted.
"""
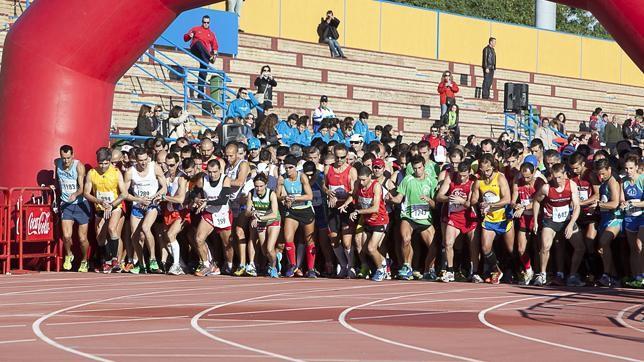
[184,26,218,54]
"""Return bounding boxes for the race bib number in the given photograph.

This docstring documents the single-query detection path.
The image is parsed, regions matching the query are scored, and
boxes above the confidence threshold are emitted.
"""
[410,204,430,220]
[210,209,231,228]
[135,189,152,198]
[358,196,373,210]
[312,190,323,207]
[448,203,465,214]
[96,191,115,203]
[483,192,500,204]
[552,206,570,223]
[626,205,642,217]
[578,190,589,201]
[60,179,77,192]
[521,198,533,215]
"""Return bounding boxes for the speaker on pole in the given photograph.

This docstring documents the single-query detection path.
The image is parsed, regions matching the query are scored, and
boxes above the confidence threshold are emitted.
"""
[503,82,529,113]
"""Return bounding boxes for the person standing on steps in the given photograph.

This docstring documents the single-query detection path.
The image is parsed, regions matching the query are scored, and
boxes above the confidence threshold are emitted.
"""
[317,10,346,59]
[227,0,245,33]
[482,37,496,99]
[184,15,219,96]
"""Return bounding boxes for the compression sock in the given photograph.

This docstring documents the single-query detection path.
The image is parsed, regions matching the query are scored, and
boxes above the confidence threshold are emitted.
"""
[440,247,448,271]
[306,244,317,271]
[484,251,498,272]
[284,242,296,266]
[170,241,181,267]
[333,245,347,268]
[109,237,119,261]
[99,245,109,263]
[344,247,354,269]
[296,243,305,269]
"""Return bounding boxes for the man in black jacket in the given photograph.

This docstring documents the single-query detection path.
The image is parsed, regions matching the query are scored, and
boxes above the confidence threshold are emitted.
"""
[482,37,496,99]
[317,10,346,59]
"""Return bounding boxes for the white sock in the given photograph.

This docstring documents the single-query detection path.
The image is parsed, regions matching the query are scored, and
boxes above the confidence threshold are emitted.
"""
[203,260,211,268]
[333,246,346,267]
[248,261,255,268]
[296,243,305,269]
[170,241,180,267]
[344,247,354,268]
[206,247,213,264]
[227,262,233,270]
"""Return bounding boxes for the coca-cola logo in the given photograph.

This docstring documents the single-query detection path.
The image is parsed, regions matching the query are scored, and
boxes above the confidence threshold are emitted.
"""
[27,210,51,236]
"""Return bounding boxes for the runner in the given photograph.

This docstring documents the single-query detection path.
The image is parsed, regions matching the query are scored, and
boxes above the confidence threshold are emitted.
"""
[123,148,167,274]
[245,172,281,278]
[594,158,624,287]
[54,145,91,272]
[83,147,127,273]
[303,160,333,276]
[532,163,585,286]
[324,144,358,278]
[278,155,317,278]
[470,153,512,284]
[193,159,234,277]
[389,155,438,280]
[620,154,644,287]
[350,166,389,281]
[436,161,480,283]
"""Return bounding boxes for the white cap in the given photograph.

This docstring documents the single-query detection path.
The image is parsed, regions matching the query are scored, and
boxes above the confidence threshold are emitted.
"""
[349,134,363,142]
[121,145,133,153]
[434,145,447,163]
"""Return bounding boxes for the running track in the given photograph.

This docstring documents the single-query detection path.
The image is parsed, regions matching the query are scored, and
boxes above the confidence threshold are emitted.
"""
[0,273,642,361]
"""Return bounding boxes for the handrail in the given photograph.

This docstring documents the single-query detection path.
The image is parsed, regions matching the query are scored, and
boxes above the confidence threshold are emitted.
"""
[158,35,224,77]
[109,134,202,144]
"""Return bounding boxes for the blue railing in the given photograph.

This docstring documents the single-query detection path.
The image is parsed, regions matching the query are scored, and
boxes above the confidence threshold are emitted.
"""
[505,105,566,145]
[109,134,201,144]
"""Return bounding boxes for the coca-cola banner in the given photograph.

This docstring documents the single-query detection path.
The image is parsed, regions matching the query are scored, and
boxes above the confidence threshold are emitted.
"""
[25,206,53,241]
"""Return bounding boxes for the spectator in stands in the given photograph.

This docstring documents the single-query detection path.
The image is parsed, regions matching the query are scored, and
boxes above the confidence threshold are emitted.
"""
[254,65,277,125]
[353,111,376,144]
[258,113,280,145]
[312,95,335,132]
[226,87,260,119]
[317,10,346,59]
[622,118,638,142]
[437,71,459,116]
[496,132,511,153]
[227,0,245,33]
[423,126,445,150]
[276,113,298,146]
[133,105,156,138]
[151,105,163,135]
[441,104,460,144]
[167,105,193,138]
[588,131,602,151]
[184,15,218,95]
[481,37,496,99]
[465,135,480,156]
[604,115,624,154]
[597,113,609,141]
[535,117,557,150]
[579,119,591,133]
[552,112,567,134]
[239,114,255,141]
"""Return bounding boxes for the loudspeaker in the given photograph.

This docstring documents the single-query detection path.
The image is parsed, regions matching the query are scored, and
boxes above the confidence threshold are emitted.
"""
[503,83,529,113]
[218,123,245,146]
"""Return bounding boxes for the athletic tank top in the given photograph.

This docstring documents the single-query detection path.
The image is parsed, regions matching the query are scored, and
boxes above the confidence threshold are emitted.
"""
[516,177,536,216]
[57,159,82,204]
[543,179,572,222]
[203,174,230,215]
[378,177,394,214]
[226,159,248,212]
[166,171,186,212]
[283,172,311,210]
[479,172,505,223]
[130,162,159,208]
[623,175,644,218]
[357,180,388,226]
[88,166,120,210]
[443,173,476,218]
[599,176,621,218]
[570,170,595,216]
[252,189,280,222]
[326,165,352,202]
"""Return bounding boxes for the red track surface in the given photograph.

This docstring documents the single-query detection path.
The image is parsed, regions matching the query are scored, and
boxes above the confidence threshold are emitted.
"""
[0,273,642,361]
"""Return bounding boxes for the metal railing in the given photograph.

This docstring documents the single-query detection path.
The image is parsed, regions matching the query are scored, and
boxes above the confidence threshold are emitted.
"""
[505,105,566,145]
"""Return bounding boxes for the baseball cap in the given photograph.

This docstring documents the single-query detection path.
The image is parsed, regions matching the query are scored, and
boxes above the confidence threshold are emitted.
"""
[320,95,328,102]
[433,145,447,163]
[373,158,385,168]
[247,137,261,150]
[121,145,133,153]
[349,134,363,142]
[523,155,538,168]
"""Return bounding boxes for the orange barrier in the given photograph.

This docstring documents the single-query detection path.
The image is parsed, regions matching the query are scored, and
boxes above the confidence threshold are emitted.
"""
[7,187,61,274]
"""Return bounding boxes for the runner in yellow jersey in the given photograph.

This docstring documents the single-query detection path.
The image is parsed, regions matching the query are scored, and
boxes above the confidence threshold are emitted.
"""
[84,147,127,273]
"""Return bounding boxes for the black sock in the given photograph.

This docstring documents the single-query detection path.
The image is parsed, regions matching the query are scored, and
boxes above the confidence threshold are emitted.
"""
[109,237,119,261]
[447,266,454,272]
[484,251,498,271]
[441,247,447,271]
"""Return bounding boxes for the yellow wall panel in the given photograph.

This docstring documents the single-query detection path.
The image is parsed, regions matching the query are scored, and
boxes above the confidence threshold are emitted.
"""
[206,3,226,11]
[537,30,580,78]
[620,50,644,87]
[490,22,537,73]
[280,0,345,44]
[439,13,489,65]
[380,2,437,58]
[345,0,380,51]
[238,0,280,37]
[581,38,620,83]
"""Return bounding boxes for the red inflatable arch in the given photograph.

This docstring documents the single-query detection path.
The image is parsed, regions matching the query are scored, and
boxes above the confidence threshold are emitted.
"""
[0,0,222,188]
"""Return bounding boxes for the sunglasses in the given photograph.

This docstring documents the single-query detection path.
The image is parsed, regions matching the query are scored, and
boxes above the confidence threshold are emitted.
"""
[373,165,384,170]
[305,172,314,177]
[203,21,210,24]
[336,156,346,160]
[350,141,361,144]
[166,163,177,167]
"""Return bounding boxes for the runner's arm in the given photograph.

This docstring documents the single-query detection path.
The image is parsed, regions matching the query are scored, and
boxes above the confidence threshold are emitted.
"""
[230,161,250,188]
[435,175,451,203]
[295,172,313,202]
[568,180,581,225]
[68,162,86,202]
[115,172,128,207]
[598,178,620,211]
[532,184,547,221]
[259,191,280,222]
[469,180,480,208]
[356,183,382,215]
[153,164,168,201]
[489,174,511,211]
[82,175,99,205]
[164,177,187,205]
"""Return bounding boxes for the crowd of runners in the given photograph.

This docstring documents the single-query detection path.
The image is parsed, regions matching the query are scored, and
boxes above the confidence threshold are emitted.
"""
[52,113,644,288]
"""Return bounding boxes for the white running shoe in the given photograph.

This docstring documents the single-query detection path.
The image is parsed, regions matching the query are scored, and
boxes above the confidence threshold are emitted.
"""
[470,274,484,283]
[168,264,185,276]
[440,271,455,283]
[534,273,547,286]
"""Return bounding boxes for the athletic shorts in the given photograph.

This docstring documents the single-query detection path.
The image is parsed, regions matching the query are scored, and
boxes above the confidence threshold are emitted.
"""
[443,216,477,235]
[131,205,160,219]
[163,208,191,226]
[599,215,623,233]
[201,210,233,232]
[363,224,387,233]
[624,215,644,233]
[257,220,280,233]
[328,206,354,233]
[517,214,534,232]
[95,205,123,220]
[401,217,431,233]
[285,207,315,225]
[313,206,328,230]
[577,213,600,226]
[482,220,512,235]
[542,218,579,234]
[60,201,92,225]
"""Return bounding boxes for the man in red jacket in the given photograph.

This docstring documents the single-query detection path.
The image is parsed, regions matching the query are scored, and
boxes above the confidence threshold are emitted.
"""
[184,15,219,96]
[437,71,459,117]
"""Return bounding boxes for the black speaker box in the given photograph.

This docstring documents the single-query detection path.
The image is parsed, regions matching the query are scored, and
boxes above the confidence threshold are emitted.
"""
[218,123,245,146]
[503,83,529,113]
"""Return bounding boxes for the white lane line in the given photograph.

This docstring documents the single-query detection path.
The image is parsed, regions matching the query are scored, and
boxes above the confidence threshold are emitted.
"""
[0,324,27,328]
[616,304,644,333]
[205,305,348,317]
[478,295,641,362]
[0,338,37,345]
[192,284,386,362]
[96,353,264,358]
[338,287,491,362]
[56,328,190,340]
[46,316,190,326]
[206,319,333,330]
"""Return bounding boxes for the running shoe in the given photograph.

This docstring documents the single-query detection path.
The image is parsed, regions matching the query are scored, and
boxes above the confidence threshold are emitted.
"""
[102,262,112,274]
[233,265,246,277]
[347,267,357,279]
[306,269,317,278]
[122,262,134,273]
[220,264,232,276]
[63,255,74,271]
[566,273,585,287]
[268,266,279,278]
[610,276,622,288]
[110,259,120,273]
[385,263,392,280]
[245,264,258,277]
[585,273,596,286]
[423,269,438,281]
[323,262,334,277]
[551,274,566,286]
[284,265,296,278]
[533,272,547,286]
[519,269,534,286]
[130,264,141,275]
[195,265,212,277]
[470,274,484,283]
[372,268,385,282]
[78,260,89,273]
[149,259,162,274]
[208,264,220,276]
[412,270,423,280]
[357,265,371,279]
[598,273,612,287]
[336,264,348,279]
[489,271,503,285]
[397,265,413,280]
[294,268,304,277]
[168,264,185,276]
[454,271,468,282]
[440,271,455,283]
